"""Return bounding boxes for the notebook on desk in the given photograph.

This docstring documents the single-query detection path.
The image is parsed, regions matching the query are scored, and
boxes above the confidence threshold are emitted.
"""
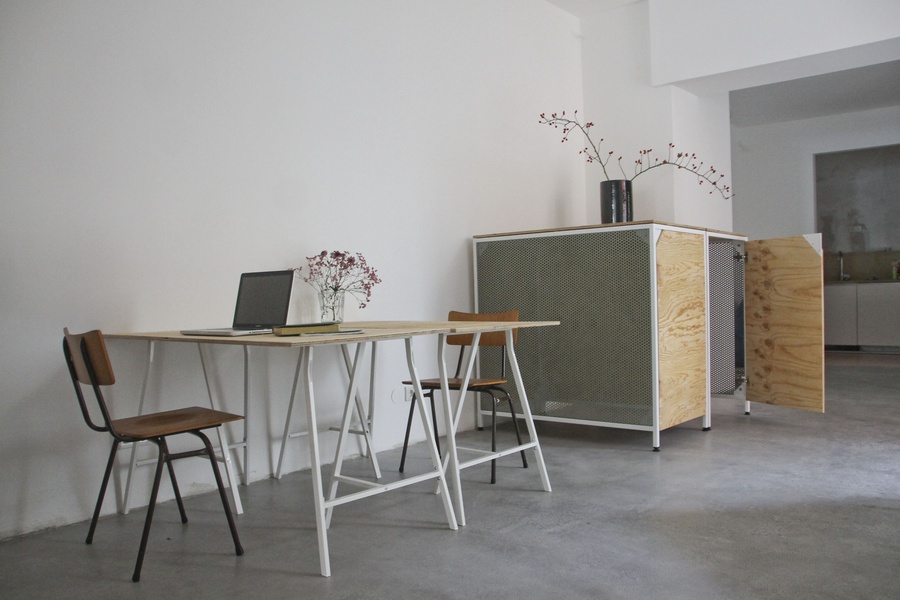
[181,270,295,336]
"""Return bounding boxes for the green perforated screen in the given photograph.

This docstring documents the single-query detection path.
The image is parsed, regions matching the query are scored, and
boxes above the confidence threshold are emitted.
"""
[475,228,655,426]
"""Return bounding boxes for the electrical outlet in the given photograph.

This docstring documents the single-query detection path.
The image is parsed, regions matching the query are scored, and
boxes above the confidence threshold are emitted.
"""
[404,385,415,402]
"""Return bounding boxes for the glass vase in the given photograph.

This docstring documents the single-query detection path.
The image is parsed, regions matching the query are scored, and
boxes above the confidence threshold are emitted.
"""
[319,289,345,323]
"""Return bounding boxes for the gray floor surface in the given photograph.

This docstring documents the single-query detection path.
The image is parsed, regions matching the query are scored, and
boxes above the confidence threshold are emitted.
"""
[2,352,898,599]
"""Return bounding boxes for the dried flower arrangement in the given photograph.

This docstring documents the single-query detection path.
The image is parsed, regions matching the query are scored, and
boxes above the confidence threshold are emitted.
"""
[296,251,382,321]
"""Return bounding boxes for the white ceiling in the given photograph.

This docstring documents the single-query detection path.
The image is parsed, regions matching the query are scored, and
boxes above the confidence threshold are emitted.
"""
[729,60,900,127]
[544,0,639,16]
[542,0,900,127]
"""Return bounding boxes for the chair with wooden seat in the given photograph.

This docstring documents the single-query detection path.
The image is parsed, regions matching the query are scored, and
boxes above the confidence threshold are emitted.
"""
[398,310,528,484]
[63,328,244,582]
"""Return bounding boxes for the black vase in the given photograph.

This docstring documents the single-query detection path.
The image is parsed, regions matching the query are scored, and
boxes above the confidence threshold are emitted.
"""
[600,179,633,223]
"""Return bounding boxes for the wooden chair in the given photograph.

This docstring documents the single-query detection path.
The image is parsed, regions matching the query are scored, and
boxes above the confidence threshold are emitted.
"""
[398,310,528,484]
[62,328,244,582]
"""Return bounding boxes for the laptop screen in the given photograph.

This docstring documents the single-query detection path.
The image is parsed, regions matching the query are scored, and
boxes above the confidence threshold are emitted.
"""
[232,270,295,329]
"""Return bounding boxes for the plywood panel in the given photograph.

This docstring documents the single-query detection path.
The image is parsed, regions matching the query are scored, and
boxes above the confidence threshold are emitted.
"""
[656,230,708,430]
[746,235,824,412]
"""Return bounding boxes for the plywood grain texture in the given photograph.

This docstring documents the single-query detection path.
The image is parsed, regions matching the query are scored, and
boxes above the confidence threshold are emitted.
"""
[745,236,824,412]
[656,230,708,429]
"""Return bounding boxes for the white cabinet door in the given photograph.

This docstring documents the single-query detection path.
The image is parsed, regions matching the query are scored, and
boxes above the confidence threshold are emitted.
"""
[857,283,900,346]
[824,284,857,346]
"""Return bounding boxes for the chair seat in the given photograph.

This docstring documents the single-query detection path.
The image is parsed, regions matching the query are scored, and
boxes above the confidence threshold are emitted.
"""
[402,377,507,390]
[113,406,243,440]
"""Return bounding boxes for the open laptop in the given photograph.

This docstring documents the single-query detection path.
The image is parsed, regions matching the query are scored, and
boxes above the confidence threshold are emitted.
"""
[181,270,295,336]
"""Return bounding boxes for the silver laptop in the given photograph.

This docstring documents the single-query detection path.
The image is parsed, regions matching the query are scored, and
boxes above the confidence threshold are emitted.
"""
[181,270,295,336]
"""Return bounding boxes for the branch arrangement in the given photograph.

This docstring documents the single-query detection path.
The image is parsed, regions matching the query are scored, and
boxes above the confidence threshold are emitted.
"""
[539,110,732,199]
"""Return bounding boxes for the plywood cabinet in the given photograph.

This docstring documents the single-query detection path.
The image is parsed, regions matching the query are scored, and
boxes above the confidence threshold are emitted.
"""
[474,221,824,449]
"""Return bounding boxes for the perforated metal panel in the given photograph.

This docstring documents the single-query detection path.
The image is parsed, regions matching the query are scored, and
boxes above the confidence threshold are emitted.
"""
[708,239,745,394]
[475,228,654,426]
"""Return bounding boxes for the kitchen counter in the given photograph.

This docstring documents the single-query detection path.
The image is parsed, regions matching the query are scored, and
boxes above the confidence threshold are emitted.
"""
[824,281,900,347]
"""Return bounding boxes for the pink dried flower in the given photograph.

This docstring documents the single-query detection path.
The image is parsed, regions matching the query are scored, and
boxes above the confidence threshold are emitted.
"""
[295,250,382,309]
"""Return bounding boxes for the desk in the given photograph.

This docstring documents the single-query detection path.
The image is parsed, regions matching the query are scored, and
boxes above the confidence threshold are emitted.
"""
[107,320,557,576]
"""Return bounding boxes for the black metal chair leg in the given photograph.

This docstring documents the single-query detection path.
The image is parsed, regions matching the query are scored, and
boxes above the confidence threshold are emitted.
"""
[87,440,120,545]
[133,440,166,583]
[400,390,442,473]
[427,391,441,457]
[399,394,417,473]
[162,439,188,524]
[506,394,528,468]
[490,394,498,484]
[195,431,243,557]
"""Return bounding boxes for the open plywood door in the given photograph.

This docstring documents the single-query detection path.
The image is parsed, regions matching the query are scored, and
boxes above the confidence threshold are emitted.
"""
[745,234,824,412]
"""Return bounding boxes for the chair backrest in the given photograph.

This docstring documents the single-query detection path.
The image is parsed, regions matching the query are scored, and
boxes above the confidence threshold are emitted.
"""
[63,328,116,434]
[446,309,519,347]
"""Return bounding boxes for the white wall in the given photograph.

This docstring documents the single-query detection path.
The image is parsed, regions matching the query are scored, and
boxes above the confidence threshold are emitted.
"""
[577,1,733,229]
[641,0,900,234]
[646,0,900,244]
[670,88,732,229]
[579,1,674,222]
[649,0,900,87]
[731,105,900,240]
[0,0,584,538]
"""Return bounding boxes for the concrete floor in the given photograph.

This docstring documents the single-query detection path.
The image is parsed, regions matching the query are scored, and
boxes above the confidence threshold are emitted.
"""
[2,352,899,599]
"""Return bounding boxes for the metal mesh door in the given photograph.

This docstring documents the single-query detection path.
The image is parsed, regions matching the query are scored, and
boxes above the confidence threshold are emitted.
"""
[708,239,745,394]
[475,228,654,426]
